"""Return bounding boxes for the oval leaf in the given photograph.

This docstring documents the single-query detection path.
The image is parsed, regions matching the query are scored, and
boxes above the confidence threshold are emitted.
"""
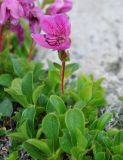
[42,113,60,139]
[22,72,33,103]
[46,95,66,114]
[65,108,85,145]
[0,99,13,117]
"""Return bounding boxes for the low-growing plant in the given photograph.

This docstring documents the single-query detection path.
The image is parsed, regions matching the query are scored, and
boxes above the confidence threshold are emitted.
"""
[0,67,122,160]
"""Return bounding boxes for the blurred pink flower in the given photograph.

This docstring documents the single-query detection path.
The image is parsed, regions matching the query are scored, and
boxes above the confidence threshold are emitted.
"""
[32,14,71,50]
[0,0,24,24]
[18,0,35,18]
[18,0,42,33]
[28,7,43,33]
[47,0,72,15]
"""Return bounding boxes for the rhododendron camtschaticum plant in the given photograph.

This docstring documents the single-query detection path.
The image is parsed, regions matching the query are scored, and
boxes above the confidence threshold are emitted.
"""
[32,14,71,94]
[0,0,72,94]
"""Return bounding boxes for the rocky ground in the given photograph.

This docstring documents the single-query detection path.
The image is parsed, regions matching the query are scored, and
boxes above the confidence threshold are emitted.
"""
[35,0,123,113]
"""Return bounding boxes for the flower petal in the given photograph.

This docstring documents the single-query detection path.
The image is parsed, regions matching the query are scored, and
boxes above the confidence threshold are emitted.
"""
[48,0,72,14]
[4,0,24,19]
[32,33,71,50]
[47,0,64,14]
[41,14,71,37]
[58,0,72,13]
[0,3,6,24]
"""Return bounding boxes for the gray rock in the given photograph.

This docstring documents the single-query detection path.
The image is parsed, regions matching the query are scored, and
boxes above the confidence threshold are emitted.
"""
[35,0,123,112]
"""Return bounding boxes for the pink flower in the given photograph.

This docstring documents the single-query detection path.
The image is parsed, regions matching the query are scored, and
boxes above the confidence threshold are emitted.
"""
[18,0,42,33]
[28,7,43,33]
[31,14,71,50]
[0,0,24,24]
[47,0,72,15]
[18,0,35,18]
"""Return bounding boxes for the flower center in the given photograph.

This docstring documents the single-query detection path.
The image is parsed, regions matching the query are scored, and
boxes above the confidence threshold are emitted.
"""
[44,35,65,46]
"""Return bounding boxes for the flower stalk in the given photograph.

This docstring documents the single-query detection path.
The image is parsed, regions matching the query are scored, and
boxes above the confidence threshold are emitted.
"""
[60,60,65,95]
[58,50,69,95]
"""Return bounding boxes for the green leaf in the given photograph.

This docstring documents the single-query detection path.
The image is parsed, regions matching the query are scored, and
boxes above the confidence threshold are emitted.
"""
[71,147,83,160]
[76,129,87,149]
[33,84,44,104]
[112,155,123,160]
[58,114,66,129]
[112,144,123,155]
[79,84,93,102]
[0,74,13,87]
[0,99,13,117]
[74,100,86,109]
[65,63,80,78]
[24,139,51,155]
[9,121,29,140]
[90,112,113,130]
[48,61,60,88]
[11,57,33,77]
[23,142,45,160]
[59,129,73,153]
[33,62,44,82]
[107,128,119,136]
[42,113,60,140]
[113,131,123,146]
[77,75,92,92]
[22,72,33,103]
[6,151,18,160]
[95,152,105,160]
[65,108,85,145]
[46,95,66,114]
[5,78,29,108]
[17,121,30,139]
[21,106,36,137]
[93,141,103,155]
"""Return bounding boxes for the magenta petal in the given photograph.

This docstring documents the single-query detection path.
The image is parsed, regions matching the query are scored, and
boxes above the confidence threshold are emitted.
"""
[0,3,6,24]
[32,34,53,49]
[48,0,72,14]
[32,33,71,50]
[41,14,71,37]
[4,0,24,19]
[57,38,71,50]
[48,0,64,14]
[58,0,72,13]
[28,7,43,33]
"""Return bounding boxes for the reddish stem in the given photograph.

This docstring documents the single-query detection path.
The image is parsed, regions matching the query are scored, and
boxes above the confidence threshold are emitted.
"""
[28,40,35,61]
[0,25,3,52]
[60,61,65,95]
